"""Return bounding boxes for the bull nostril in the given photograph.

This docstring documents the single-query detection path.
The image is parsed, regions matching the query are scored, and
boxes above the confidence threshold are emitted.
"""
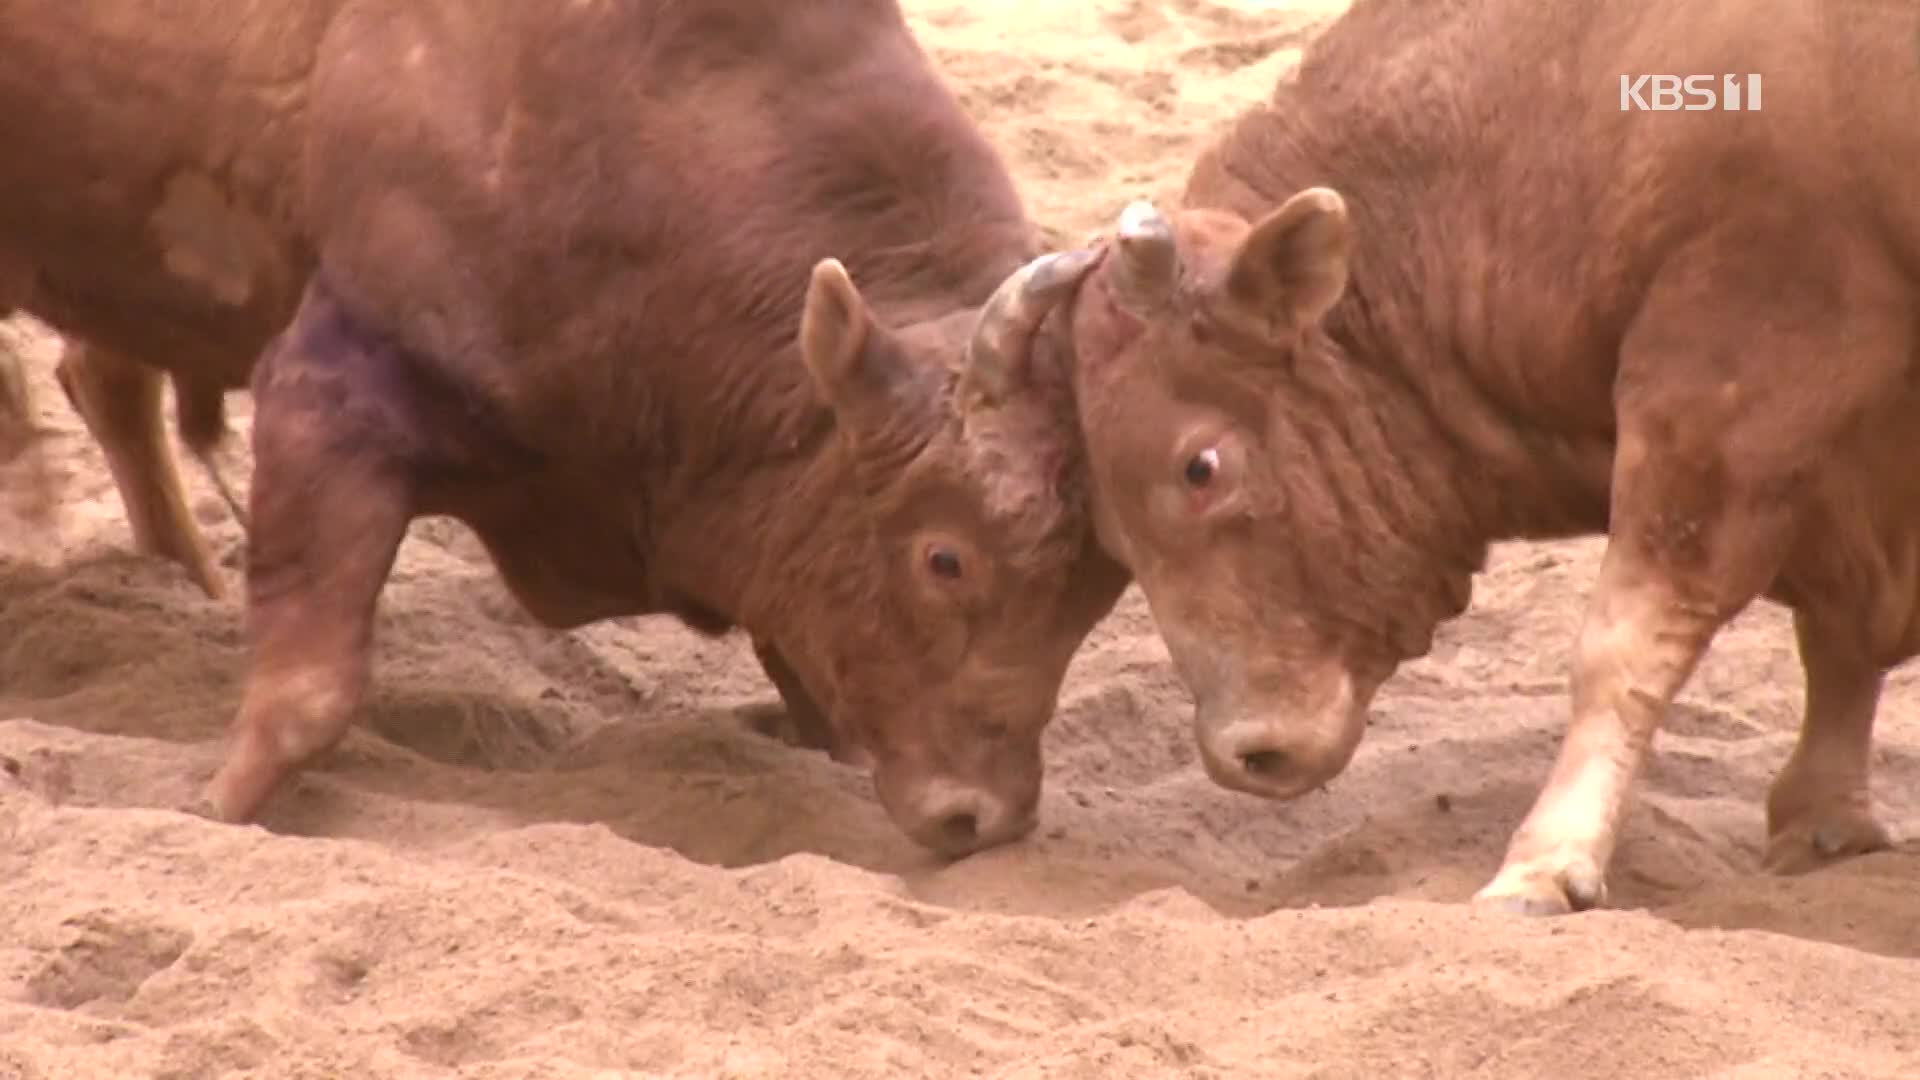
[937,812,980,849]
[1238,749,1289,779]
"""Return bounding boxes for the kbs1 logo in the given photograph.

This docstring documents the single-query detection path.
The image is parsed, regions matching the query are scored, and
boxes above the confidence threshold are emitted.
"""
[1618,73,1763,111]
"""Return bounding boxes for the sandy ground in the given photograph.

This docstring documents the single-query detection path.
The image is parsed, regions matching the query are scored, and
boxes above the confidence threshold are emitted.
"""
[4,1,1919,1077]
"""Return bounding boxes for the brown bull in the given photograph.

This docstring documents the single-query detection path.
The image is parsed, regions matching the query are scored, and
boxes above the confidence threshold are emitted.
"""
[2,0,1128,854]
[1062,0,1920,910]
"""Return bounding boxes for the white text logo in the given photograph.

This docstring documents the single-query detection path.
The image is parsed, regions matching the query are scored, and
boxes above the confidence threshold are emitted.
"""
[1619,73,1763,111]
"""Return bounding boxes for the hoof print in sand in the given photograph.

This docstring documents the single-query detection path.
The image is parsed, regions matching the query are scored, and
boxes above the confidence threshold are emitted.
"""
[25,910,193,1012]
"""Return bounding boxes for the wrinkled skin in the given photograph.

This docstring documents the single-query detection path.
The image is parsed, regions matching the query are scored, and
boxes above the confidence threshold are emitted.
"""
[1067,198,1414,802]
[1063,0,1920,913]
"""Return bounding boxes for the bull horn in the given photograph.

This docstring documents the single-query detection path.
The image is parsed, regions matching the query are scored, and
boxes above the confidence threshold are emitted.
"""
[960,246,1101,405]
[1109,199,1177,314]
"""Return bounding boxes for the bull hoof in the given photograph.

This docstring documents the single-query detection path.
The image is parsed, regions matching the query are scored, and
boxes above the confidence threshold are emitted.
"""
[179,790,231,823]
[735,701,872,768]
[737,702,830,751]
[1471,853,1607,916]
[1761,812,1892,875]
[184,773,261,825]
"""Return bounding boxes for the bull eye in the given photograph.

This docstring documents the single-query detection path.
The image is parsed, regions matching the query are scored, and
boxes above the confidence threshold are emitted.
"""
[927,547,963,579]
[1183,447,1220,488]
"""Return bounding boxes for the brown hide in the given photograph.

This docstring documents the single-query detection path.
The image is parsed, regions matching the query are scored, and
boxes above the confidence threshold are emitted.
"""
[1065,0,1920,911]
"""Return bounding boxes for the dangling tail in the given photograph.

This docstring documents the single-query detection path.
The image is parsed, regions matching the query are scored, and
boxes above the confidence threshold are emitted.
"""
[172,372,249,531]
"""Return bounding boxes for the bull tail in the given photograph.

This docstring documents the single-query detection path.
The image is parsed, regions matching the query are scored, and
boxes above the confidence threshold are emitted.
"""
[171,373,249,532]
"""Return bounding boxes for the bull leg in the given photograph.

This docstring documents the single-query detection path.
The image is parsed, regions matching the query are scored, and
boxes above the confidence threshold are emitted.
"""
[0,339,55,522]
[0,335,29,438]
[1470,245,1910,914]
[1471,533,1761,914]
[1,333,38,456]
[54,342,225,599]
[198,293,415,823]
[745,638,870,766]
[1476,348,1826,912]
[1762,609,1892,872]
[746,638,835,749]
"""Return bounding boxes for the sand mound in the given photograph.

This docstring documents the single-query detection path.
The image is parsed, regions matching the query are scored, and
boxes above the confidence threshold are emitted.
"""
[4,1,1917,1076]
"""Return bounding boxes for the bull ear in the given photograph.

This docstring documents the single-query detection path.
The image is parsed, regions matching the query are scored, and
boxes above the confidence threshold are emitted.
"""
[800,258,873,398]
[800,258,925,439]
[1223,186,1351,340]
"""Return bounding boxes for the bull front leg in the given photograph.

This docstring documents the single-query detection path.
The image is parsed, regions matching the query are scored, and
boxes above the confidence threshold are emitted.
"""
[1471,532,1748,915]
[196,281,415,823]
[1470,251,1909,915]
[744,638,871,767]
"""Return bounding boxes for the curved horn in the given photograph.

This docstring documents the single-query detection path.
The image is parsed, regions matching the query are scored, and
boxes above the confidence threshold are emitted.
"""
[1109,199,1177,314]
[960,246,1102,405]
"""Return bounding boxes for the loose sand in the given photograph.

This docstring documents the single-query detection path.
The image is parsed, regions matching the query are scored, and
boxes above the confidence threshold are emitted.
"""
[3,1,1917,1076]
